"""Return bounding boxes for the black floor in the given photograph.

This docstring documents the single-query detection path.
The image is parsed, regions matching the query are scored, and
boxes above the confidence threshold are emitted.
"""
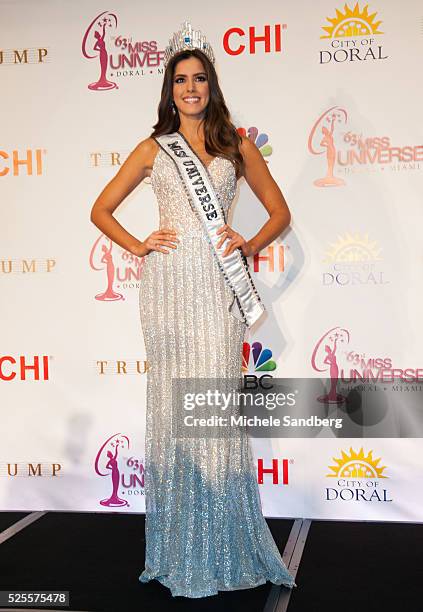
[292,519,423,611]
[0,512,29,532]
[0,512,422,611]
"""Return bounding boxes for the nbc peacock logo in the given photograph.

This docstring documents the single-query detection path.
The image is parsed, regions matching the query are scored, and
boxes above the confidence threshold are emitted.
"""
[237,127,272,163]
[325,446,393,503]
[318,3,388,65]
[242,342,277,373]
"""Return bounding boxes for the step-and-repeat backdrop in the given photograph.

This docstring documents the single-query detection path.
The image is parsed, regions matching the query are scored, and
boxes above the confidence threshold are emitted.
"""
[2,0,423,521]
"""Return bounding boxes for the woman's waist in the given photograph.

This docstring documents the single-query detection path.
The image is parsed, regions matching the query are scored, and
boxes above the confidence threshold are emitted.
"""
[159,227,206,240]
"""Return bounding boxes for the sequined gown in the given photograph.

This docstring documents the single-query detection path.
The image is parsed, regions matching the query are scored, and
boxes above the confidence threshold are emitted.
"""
[138,145,296,598]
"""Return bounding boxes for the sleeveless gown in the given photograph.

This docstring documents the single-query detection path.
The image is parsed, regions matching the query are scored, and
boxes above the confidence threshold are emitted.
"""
[138,145,296,598]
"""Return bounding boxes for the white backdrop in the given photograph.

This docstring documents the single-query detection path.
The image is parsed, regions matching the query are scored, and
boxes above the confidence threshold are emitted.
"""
[1,0,422,521]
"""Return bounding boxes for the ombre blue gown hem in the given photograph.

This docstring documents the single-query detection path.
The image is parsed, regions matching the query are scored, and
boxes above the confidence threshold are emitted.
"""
[138,567,296,599]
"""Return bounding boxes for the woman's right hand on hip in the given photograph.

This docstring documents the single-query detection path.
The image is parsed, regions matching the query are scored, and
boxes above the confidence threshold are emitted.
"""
[138,229,179,256]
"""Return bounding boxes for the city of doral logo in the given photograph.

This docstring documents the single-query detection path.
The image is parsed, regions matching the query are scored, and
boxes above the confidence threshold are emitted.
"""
[322,232,388,287]
[242,341,276,390]
[325,446,392,503]
[319,3,388,65]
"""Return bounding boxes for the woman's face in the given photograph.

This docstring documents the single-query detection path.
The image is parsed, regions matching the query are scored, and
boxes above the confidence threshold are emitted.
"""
[172,56,210,119]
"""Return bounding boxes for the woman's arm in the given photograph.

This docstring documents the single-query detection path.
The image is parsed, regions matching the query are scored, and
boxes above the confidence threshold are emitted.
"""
[239,136,291,257]
[90,137,156,256]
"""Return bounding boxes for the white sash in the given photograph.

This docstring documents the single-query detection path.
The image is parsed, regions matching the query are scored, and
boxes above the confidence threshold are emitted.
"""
[154,131,265,328]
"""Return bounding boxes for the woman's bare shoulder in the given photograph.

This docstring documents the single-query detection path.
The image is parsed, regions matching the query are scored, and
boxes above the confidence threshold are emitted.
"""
[134,137,159,161]
[124,137,159,177]
[238,135,260,160]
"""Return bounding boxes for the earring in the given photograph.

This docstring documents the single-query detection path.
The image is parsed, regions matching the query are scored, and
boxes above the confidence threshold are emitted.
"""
[171,101,176,115]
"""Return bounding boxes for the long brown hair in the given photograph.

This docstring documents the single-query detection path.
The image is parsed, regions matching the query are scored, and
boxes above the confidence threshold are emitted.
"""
[150,49,243,176]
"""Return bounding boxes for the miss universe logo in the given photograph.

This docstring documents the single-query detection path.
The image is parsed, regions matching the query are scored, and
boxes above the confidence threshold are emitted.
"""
[311,326,423,383]
[94,433,145,507]
[89,233,146,300]
[82,11,164,90]
[308,106,423,186]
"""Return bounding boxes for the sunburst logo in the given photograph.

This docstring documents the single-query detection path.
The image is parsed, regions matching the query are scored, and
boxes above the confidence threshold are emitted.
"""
[323,233,382,263]
[321,3,383,39]
[327,447,388,478]
[321,232,388,287]
[237,127,272,163]
[242,342,277,372]
[318,3,388,64]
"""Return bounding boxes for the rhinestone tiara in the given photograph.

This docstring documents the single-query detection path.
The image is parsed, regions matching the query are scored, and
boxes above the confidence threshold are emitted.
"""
[164,20,215,67]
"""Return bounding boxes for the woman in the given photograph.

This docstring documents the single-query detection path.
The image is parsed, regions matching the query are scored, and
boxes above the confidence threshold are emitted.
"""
[90,22,295,599]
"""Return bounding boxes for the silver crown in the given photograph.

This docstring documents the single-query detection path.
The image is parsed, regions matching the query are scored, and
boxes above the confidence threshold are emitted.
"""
[164,20,215,67]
